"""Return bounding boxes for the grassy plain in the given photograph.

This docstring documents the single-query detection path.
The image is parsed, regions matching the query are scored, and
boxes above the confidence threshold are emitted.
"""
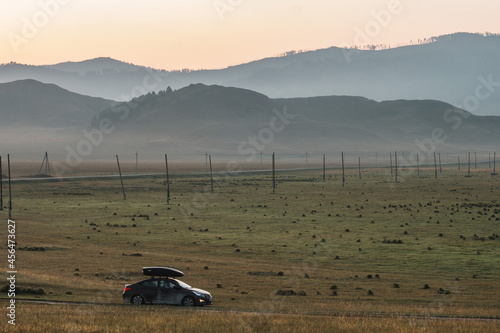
[1,163,499,331]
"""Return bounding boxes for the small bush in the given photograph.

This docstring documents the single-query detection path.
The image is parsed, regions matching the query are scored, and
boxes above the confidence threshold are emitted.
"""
[19,246,46,251]
[437,288,451,295]
[1,285,45,295]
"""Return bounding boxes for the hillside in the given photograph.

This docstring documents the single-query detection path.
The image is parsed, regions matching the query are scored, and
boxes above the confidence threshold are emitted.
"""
[0,80,115,156]
[2,81,499,158]
[0,79,114,128]
[91,84,500,155]
[1,33,499,115]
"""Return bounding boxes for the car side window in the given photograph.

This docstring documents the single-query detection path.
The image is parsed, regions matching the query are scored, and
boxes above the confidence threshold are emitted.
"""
[142,280,158,288]
[160,280,174,289]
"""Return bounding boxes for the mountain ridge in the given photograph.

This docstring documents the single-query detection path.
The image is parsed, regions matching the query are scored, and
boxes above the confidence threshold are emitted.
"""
[1,32,499,115]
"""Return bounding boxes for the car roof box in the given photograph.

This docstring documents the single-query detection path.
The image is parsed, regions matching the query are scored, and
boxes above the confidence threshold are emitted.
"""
[143,266,184,277]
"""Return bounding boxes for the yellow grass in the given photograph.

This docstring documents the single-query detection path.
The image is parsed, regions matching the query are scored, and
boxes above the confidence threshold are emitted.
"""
[0,163,499,331]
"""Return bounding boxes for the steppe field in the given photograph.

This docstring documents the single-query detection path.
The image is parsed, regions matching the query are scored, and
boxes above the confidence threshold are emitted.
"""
[1,160,499,332]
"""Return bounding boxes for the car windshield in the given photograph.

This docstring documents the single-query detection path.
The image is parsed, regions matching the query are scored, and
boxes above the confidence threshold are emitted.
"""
[174,279,191,289]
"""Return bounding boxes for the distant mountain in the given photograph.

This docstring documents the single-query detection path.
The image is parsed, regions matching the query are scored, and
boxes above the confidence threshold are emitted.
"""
[1,33,500,116]
[90,83,500,155]
[43,57,142,75]
[0,79,114,128]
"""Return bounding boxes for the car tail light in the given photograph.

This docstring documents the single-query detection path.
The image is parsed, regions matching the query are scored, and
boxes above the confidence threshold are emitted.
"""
[123,286,132,293]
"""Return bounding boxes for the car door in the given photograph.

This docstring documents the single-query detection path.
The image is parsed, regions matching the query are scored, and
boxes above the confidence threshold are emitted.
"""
[139,279,159,303]
[157,279,176,304]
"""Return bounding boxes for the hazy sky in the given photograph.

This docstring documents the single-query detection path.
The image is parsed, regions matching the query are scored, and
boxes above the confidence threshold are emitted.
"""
[1,0,499,70]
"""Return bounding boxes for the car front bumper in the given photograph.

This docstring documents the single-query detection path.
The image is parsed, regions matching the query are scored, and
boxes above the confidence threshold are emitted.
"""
[196,295,213,306]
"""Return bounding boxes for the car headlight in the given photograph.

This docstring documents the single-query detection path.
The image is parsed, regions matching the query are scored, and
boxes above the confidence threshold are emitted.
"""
[193,291,205,297]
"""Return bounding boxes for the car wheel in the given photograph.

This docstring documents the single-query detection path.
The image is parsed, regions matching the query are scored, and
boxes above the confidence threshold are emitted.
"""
[182,296,195,307]
[132,295,145,305]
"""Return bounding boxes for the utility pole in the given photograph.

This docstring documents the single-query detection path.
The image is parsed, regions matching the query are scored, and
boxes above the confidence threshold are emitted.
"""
[492,152,497,176]
[165,154,170,204]
[323,154,326,182]
[8,154,12,219]
[395,152,398,182]
[116,155,126,200]
[417,153,420,177]
[37,152,50,176]
[467,152,471,177]
[390,153,393,177]
[439,153,442,173]
[341,152,345,187]
[358,157,362,180]
[0,156,2,211]
[209,155,214,192]
[136,151,138,174]
[433,152,438,179]
[46,152,50,176]
[272,152,276,193]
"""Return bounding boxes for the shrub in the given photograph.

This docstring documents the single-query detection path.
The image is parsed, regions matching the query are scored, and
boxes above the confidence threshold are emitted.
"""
[437,288,451,295]
[1,285,45,295]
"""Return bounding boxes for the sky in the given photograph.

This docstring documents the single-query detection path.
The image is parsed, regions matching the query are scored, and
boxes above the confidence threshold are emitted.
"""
[1,0,499,70]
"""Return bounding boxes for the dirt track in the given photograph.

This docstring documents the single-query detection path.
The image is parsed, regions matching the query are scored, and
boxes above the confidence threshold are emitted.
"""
[10,298,500,323]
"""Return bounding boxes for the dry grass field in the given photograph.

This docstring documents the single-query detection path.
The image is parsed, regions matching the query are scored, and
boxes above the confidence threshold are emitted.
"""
[1,161,499,332]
